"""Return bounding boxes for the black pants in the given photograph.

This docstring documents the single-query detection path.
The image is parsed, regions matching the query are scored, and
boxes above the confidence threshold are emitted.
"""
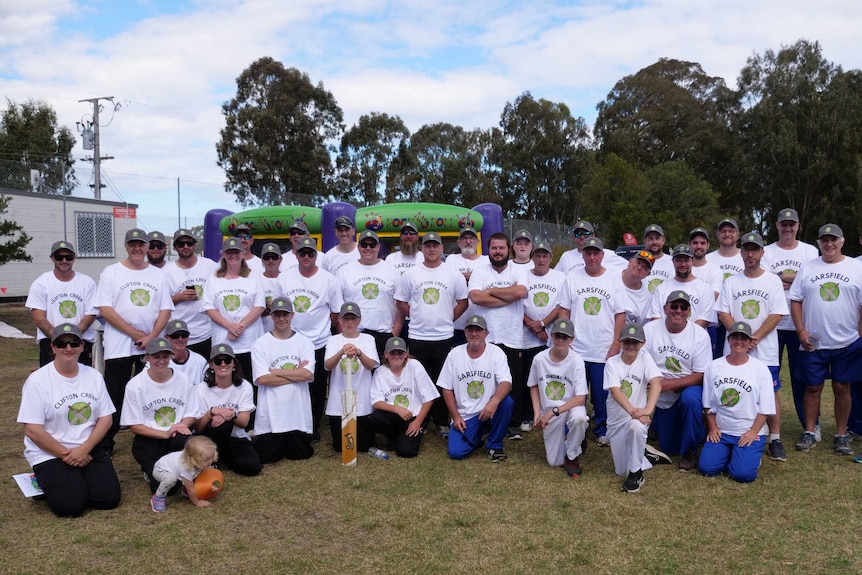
[363,329,392,362]
[408,337,455,427]
[200,420,262,476]
[255,431,314,464]
[187,338,212,362]
[39,338,94,367]
[311,346,328,438]
[497,344,525,427]
[328,415,373,453]
[132,434,192,493]
[104,355,146,449]
[520,345,545,422]
[32,448,121,517]
[368,410,424,458]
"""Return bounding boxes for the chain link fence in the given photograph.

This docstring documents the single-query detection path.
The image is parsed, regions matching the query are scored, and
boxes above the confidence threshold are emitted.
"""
[0,157,74,195]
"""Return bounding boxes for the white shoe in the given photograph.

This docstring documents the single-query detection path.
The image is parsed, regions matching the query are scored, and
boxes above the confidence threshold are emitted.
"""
[814,424,822,442]
[519,421,533,433]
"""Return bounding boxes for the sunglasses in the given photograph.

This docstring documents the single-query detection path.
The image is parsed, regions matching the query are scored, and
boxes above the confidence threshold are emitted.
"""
[212,356,234,366]
[175,240,196,248]
[401,231,418,236]
[53,254,75,261]
[636,250,655,264]
[54,340,82,349]
[262,254,281,261]
[668,302,690,311]
[235,234,252,240]
[289,230,306,236]
[149,242,166,250]
[359,242,378,249]
[297,250,316,258]
[574,231,592,238]
[166,332,190,339]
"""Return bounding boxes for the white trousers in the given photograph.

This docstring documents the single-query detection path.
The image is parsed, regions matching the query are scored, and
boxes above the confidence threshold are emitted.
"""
[607,418,653,476]
[541,405,589,467]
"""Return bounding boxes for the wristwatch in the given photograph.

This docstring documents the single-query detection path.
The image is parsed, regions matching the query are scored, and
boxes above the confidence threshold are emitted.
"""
[552,407,560,417]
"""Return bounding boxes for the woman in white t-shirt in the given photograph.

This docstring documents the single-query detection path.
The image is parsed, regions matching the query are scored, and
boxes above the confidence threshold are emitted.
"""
[194,343,261,477]
[17,323,120,517]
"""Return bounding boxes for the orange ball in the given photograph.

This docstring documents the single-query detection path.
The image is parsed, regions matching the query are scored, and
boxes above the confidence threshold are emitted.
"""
[194,468,225,500]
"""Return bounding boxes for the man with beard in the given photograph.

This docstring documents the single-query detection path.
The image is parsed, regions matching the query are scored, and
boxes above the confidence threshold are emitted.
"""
[643,224,674,294]
[163,229,218,358]
[717,232,788,461]
[468,232,528,440]
[554,220,626,274]
[790,224,862,455]
[650,245,715,328]
[445,226,487,344]
[146,231,168,269]
[557,237,625,447]
[762,208,819,437]
[387,221,424,274]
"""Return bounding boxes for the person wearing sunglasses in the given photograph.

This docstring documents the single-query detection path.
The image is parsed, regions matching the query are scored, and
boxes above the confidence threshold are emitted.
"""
[194,343,261,476]
[251,297,316,462]
[281,219,328,273]
[146,231,168,269]
[643,291,712,472]
[94,228,174,454]
[163,319,209,384]
[120,337,205,494]
[643,224,674,294]
[554,219,627,275]
[17,323,121,517]
[386,221,424,274]
[257,242,283,333]
[649,244,716,329]
[279,237,343,442]
[164,229,218,359]
[233,223,264,275]
[26,240,97,367]
[339,230,402,360]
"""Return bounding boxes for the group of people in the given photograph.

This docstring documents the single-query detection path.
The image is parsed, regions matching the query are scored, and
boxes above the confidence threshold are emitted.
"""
[18,207,862,515]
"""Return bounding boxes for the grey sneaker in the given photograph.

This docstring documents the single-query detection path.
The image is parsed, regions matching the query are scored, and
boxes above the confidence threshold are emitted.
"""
[621,470,644,493]
[489,449,508,462]
[596,435,610,447]
[794,431,817,451]
[848,430,861,442]
[834,434,854,455]
[507,427,523,441]
[768,439,787,461]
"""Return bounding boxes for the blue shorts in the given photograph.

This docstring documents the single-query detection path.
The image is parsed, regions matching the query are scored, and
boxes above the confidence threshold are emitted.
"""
[768,365,781,392]
[800,338,862,386]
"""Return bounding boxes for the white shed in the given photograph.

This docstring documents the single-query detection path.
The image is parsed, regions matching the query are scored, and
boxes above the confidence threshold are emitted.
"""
[0,189,138,298]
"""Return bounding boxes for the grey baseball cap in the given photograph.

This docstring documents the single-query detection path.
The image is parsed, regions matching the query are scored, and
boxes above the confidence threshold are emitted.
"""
[270,297,294,313]
[618,322,646,343]
[51,323,83,343]
[672,244,694,258]
[728,321,753,338]
[818,223,843,239]
[50,240,75,255]
[145,337,173,355]
[740,232,764,248]
[777,208,799,223]
[210,342,236,359]
[583,237,604,251]
[165,319,190,336]
[465,315,488,330]
[385,337,408,353]
[644,224,664,238]
[549,318,574,338]
[339,302,362,318]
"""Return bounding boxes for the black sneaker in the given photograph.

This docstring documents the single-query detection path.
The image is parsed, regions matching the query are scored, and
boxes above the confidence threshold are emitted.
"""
[507,427,523,441]
[563,457,582,477]
[768,439,787,461]
[645,444,672,465]
[489,449,508,462]
[622,470,644,493]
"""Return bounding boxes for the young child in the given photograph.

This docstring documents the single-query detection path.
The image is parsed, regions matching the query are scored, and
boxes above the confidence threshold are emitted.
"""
[527,319,589,477]
[150,435,218,512]
[368,337,439,458]
[604,323,664,493]
[323,302,380,455]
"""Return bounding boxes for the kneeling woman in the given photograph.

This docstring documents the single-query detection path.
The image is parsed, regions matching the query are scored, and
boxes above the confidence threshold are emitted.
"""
[368,337,438,458]
[121,337,205,492]
[194,343,261,476]
[699,322,775,483]
[17,324,121,517]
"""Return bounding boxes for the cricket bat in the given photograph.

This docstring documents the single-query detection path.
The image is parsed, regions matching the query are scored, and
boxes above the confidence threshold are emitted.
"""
[341,354,357,466]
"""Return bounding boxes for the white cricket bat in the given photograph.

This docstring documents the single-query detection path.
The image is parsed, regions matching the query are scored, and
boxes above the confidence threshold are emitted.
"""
[341,354,357,466]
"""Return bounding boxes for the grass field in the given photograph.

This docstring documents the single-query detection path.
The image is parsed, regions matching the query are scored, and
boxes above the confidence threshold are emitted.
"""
[1,304,860,575]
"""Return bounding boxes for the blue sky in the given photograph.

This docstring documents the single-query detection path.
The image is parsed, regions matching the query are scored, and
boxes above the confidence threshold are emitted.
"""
[1,0,861,233]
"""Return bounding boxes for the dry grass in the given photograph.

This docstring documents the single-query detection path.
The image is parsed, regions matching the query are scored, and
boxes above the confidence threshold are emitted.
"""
[1,304,861,575]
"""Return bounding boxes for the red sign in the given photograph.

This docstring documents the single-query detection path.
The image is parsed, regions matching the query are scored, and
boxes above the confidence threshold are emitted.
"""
[113,207,136,219]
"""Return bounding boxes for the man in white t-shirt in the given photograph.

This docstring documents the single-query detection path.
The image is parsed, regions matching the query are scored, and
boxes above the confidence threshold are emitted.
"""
[554,220,626,274]
[94,228,174,451]
[386,221,424,274]
[790,224,862,455]
[394,231,468,437]
[707,218,744,359]
[511,229,535,270]
[322,215,358,276]
[762,208,819,434]
[146,231,168,269]
[163,229,218,358]
[233,223,263,275]
[717,232,789,462]
[27,240,97,366]
[251,296,316,462]
[650,245,716,328]
[688,226,723,357]
[438,315,514,462]
[643,224,674,294]
[618,250,655,326]
[643,290,712,471]
[445,226,488,344]
[557,237,626,446]
[257,242,283,333]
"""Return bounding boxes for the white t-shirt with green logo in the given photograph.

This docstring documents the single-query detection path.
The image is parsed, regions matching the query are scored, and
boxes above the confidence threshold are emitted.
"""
[642,320,712,410]
[523,269,566,348]
[650,277,717,326]
[762,241,819,331]
[703,356,775,436]
[201,275,265,354]
[163,257,218,345]
[558,268,624,363]
[17,363,116,467]
[119,369,204,430]
[339,259,399,333]
[645,255,675,295]
[94,263,175,360]
[603,349,662,429]
[197,379,256,440]
[279,267,343,349]
[706,250,744,282]
[386,251,424,274]
[527,348,588,411]
[323,245,358,276]
[468,263,529,349]
[324,333,380,417]
[619,276,653,327]
[716,272,788,364]
[438,343,512,419]
[251,330,315,434]
[256,274,281,333]
[370,360,439,417]
[394,264,468,341]
[788,256,862,349]
[445,254,488,331]
[26,270,98,342]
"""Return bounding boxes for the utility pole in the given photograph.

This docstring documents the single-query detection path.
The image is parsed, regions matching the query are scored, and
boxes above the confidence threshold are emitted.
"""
[78,96,116,200]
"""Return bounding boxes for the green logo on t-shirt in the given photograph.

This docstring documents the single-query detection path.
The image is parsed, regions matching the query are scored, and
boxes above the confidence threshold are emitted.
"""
[422,287,440,305]
[130,289,151,307]
[583,297,602,316]
[67,402,91,425]
[545,380,566,401]
[741,300,761,320]
[394,394,410,408]
[466,380,484,399]
[665,356,682,374]
[361,283,379,300]
[294,295,312,312]
[223,295,241,312]
[154,406,176,427]
[58,300,77,318]
[533,292,550,307]
[621,380,633,398]
[648,278,663,294]
[820,282,840,302]
[721,388,740,407]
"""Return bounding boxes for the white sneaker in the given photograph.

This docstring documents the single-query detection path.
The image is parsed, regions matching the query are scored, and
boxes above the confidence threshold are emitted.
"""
[519,421,533,433]
[814,424,822,442]
[596,436,610,447]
